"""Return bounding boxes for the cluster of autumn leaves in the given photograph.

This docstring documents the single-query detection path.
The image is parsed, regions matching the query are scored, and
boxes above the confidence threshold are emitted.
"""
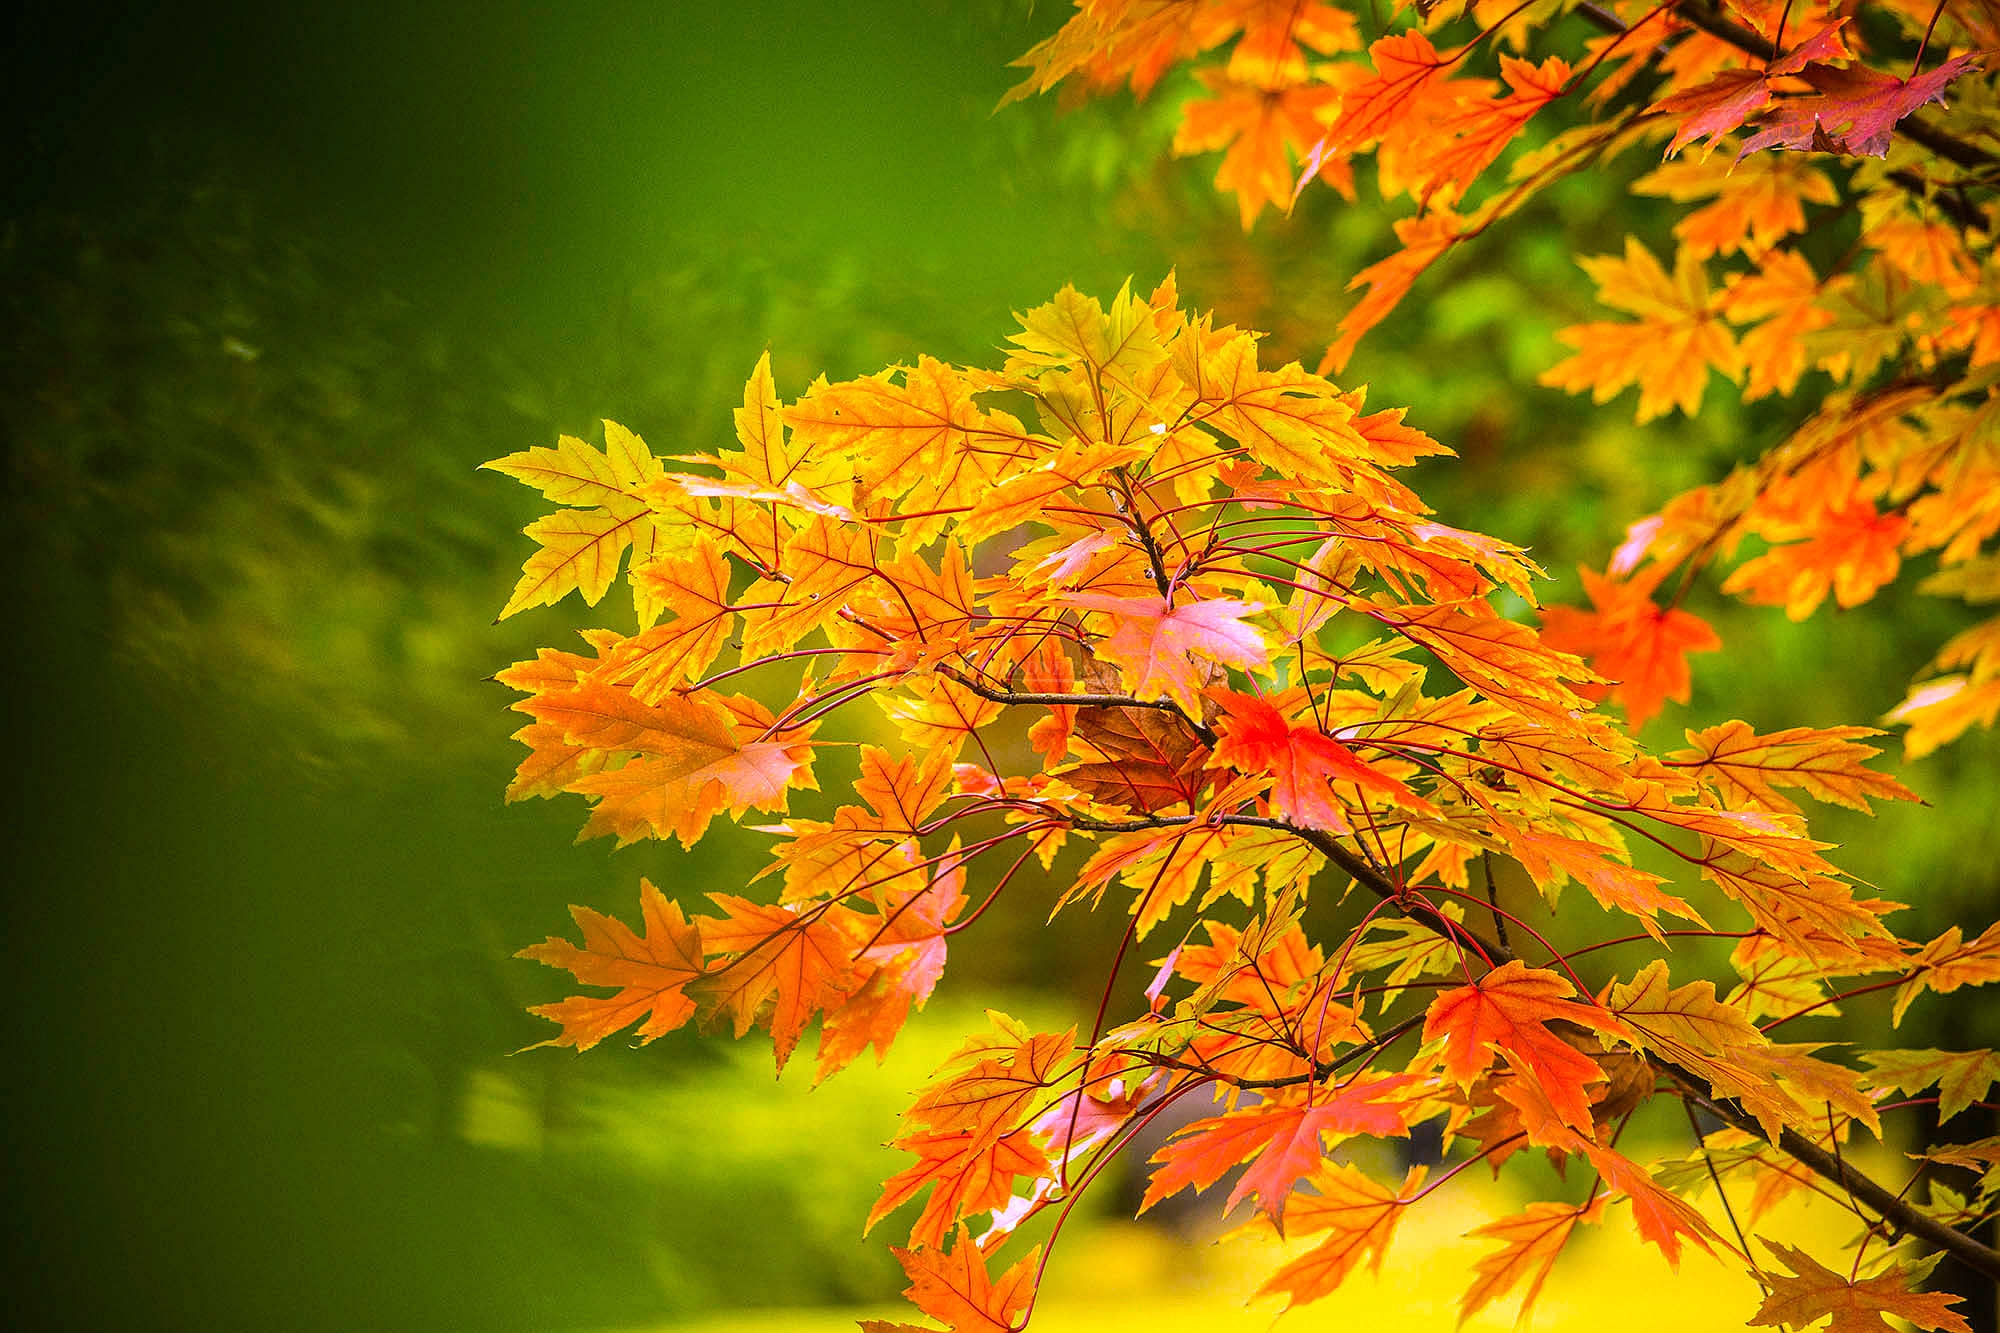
[490,273,1998,1331]
[1008,0,1999,756]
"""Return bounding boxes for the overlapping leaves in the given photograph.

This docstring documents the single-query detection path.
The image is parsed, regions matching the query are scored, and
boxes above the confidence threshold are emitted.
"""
[489,282,1989,1331]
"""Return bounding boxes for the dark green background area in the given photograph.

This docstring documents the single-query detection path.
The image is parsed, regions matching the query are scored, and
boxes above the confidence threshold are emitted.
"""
[4,6,1182,1328]
[6,4,1994,1331]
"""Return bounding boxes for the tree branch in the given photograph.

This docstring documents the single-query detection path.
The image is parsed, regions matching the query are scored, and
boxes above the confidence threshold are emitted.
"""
[1065,804,2000,1281]
[940,668,1218,743]
[1669,1070,2000,1278]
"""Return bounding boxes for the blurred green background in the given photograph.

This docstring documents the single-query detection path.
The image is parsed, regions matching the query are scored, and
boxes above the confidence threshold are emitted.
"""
[5,3,1993,1330]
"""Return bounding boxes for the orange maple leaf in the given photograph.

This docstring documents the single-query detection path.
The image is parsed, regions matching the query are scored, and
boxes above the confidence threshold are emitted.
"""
[519,684,816,848]
[869,1127,1052,1249]
[1174,70,1344,229]
[1539,563,1721,729]
[1540,237,1743,423]
[1639,153,1837,262]
[1750,1242,1972,1333]
[1886,673,2000,758]
[1403,54,1570,203]
[1893,921,2000,1025]
[815,849,966,1082]
[879,1229,1041,1333]
[689,894,869,1072]
[1319,28,1458,159]
[1424,961,1626,1131]
[1458,1197,1605,1327]
[904,1015,1075,1146]
[1068,592,1270,714]
[1652,67,1775,158]
[1321,209,1462,375]
[1142,1077,1416,1228]
[1490,815,1705,928]
[1723,249,1838,401]
[1666,719,1918,816]
[1255,1164,1424,1309]
[516,878,705,1051]
[1723,499,1909,620]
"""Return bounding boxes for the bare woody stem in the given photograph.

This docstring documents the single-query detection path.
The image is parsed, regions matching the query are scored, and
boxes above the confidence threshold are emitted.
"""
[1665,1070,2000,1275]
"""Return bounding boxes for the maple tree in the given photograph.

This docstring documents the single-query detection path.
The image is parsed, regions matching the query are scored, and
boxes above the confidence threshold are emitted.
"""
[475,2,2000,1329]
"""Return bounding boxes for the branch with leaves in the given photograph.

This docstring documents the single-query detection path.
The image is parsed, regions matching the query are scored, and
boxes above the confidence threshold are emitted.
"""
[490,282,1998,1331]
[1005,0,2000,753]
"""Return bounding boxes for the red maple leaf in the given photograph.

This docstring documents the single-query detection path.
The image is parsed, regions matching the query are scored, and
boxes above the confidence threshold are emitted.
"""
[1740,52,1983,158]
[1210,688,1423,831]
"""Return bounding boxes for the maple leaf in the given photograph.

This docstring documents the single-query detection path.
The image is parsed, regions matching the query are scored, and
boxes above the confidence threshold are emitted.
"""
[1860,1049,2000,1123]
[1740,53,1985,159]
[486,421,672,624]
[1666,720,1918,816]
[1062,700,1211,813]
[1171,326,1381,482]
[1645,22,1852,160]
[1652,67,1775,158]
[592,543,738,701]
[1458,1197,1605,1327]
[1006,282,1168,395]
[1541,238,1743,423]
[1210,688,1424,832]
[1068,592,1270,714]
[1321,209,1461,375]
[1490,815,1704,928]
[1539,563,1721,729]
[1724,249,1838,400]
[1142,1077,1417,1229]
[1606,960,1806,1141]
[738,512,883,657]
[1893,922,2000,1025]
[1254,1164,1424,1309]
[1722,500,1910,620]
[1424,961,1627,1131]
[1174,70,1344,228]
[1318,28,1458,160]
[688,894,869,1072]
[882,1229,1041,1333]
[869,1127,1052,1249]
[1750,1242,1972,1333]
[904,1015,1075,1147]
[816,848,966,1082]
[514,685,816,848]
[1639,153,1837,262]
[783,357,1041,540]
[1409,54,1571,204]
[517,879,706,1051]
[1886,674,2000,758]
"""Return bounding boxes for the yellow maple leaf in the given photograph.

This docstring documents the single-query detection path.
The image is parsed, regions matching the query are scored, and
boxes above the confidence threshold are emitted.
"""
[484,421,672,624]
[1541,237,1743,423]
